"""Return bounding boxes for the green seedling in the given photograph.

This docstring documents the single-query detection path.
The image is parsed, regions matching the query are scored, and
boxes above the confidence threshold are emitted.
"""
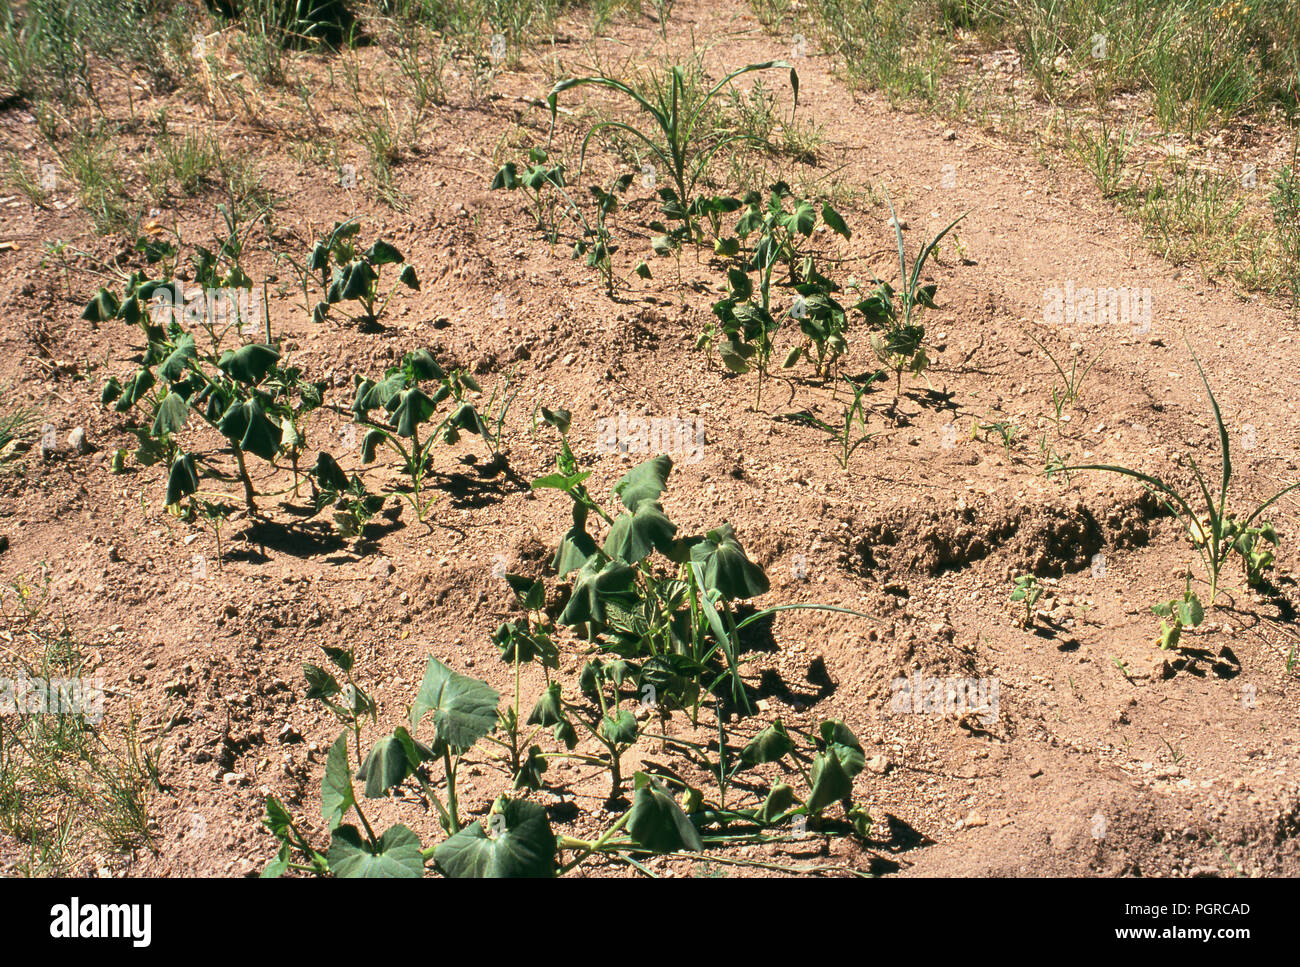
[491,147,567,243]
[703,185,852,404]
[302,646,378,768]
[1029,334,1100,425]
[976,419,1020,458]
[309,452,386,541]
[264,644,873,877]
[857,188,966,409]
[301,220,419,329]
[1151,579,1204,650]
[351,349,491,521]
[1069,343,1300,608]
[1040,434,1072,482]
[782,372,880,468]
[547,60,798,245]
[1010,574,1043,626]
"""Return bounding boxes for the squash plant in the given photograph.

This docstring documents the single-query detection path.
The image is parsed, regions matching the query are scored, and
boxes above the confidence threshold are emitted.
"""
[265,612,875,877]
[298,220,420,330]
[350,349,492,521]
[700,186,853,404]
[492,157,650,296]
[88,258,325,514]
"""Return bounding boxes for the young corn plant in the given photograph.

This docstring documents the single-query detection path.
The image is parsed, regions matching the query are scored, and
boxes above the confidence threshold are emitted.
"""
[856,189,966,410]
[547,60,798,247]
[780,372,879,469]
[1068,344,1300,624]
[1029,334,1101,426]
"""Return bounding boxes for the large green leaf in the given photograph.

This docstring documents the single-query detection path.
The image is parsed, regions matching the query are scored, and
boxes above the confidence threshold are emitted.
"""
[152,391,188,437]
[818,719,865,777]
[527,682,565,727]
[165,452,199,505]
[740,718,794,766]
[689,522,770,601]
[365,240,404,265]
[321,733,355,830]
[603,502,678,564]
[82,287,120,322]
[217,398,283,460]
[158,334,197,382]
[358,731,414,798]
[757,783,796,824]
[328,824,424,878]
[600,709,638,746]
[627,773,703,853]
[613,455,673,512]
[393,387,437,437]
[433,797,556,878]
[552,504,599,575]
[218,343,280,385]
[559,558,637,627]
[805,750,852,817]
[409,657,499,752]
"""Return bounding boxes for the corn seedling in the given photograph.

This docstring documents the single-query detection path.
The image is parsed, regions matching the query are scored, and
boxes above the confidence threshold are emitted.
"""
[547,60,798,246]
[857,188,966,409]
[1068,344,1300,611]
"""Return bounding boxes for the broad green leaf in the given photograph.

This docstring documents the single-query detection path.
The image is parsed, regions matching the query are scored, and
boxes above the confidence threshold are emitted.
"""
[819,719,865,777]
[365,240,404,265]
[740,718,794,765]
[603,502,678,564]
[165,452,199,505]
[217,398,282,460]
[152,391,188,437]
[328,824,424,878]
[689,522,770,601]
[321,733,355,830]
[559,558,637,627]
[393,387,436,437]
[757,782,795,824]
[409,657,500,752]
[821,203,851,239]
[358,732,413,798]
[600,709,638,746]
[527,682,564,727]
[82,287,121,322]
[433,797,556,878]
[311,452,351,493]
[218,343,280,385]
[627,773,703,853]
[613,455,673,512]
[158,335,197,382]
[805,750,852,817]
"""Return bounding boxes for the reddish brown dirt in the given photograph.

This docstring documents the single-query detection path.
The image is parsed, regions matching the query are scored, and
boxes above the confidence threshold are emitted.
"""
[1,0,1298,877]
